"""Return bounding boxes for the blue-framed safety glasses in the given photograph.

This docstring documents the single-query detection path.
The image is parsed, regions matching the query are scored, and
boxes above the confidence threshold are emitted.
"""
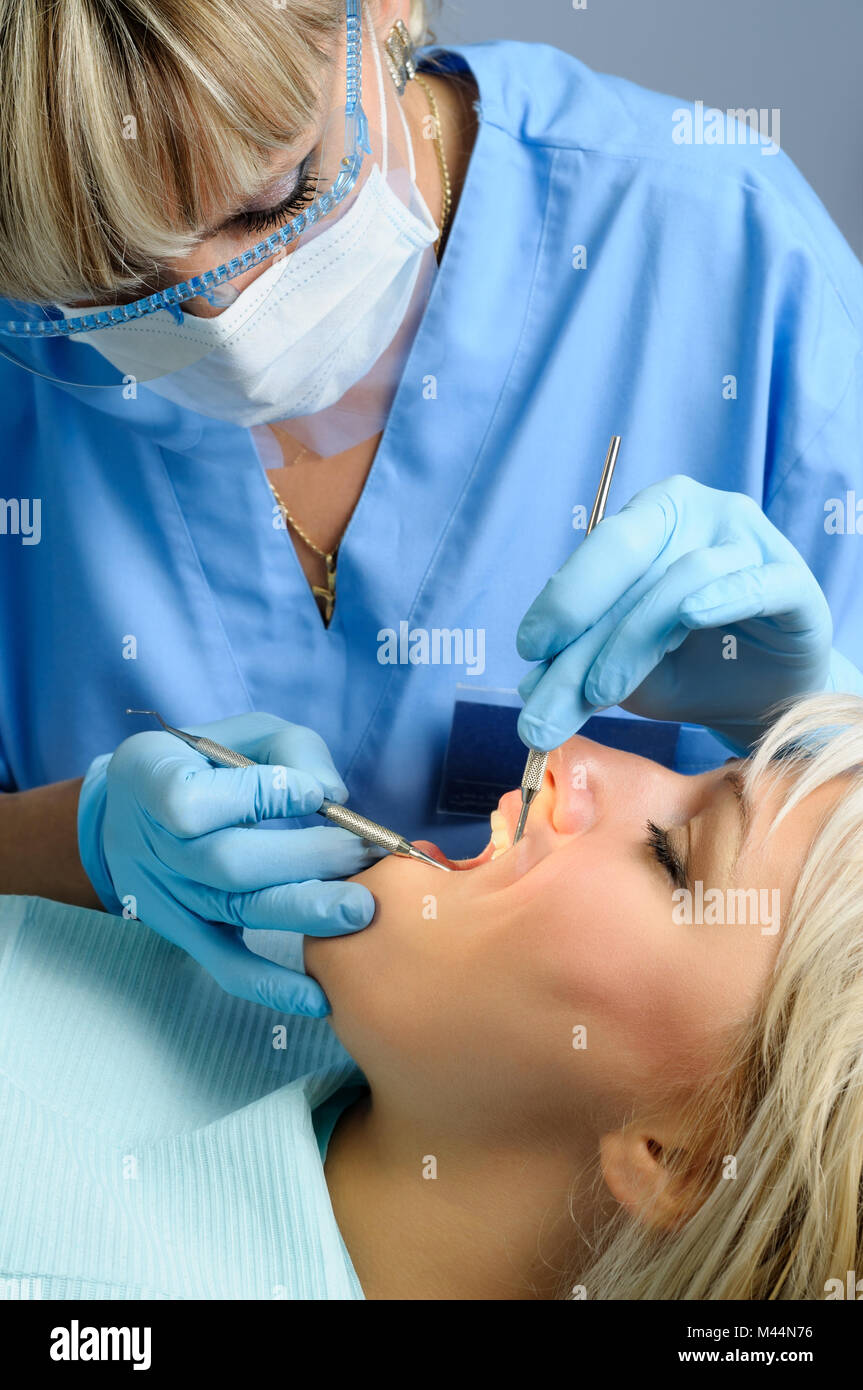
[0,0,374,388]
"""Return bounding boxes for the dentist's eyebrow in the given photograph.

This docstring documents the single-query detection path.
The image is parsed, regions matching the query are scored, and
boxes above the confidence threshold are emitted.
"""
[206,155,311,236]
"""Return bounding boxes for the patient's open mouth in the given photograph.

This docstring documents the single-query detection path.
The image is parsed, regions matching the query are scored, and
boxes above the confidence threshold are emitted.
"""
[404,749,595,879]
[411,792,522,872]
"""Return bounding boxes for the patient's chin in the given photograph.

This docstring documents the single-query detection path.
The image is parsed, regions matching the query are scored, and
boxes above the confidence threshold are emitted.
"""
[302,862,389,990]
[303,845,437,1012]
[302,910,393,1041]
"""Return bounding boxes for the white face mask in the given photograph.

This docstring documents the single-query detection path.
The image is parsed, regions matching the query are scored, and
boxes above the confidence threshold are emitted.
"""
[60,12,439,427]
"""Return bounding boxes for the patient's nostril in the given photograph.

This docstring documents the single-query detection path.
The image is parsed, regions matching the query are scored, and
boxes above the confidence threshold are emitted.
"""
[550,765,596,837]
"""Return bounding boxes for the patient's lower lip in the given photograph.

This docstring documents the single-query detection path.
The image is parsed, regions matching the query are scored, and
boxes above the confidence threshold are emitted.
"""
[411,838,494,871]
[411,791,525,872]
[412,825,553,883]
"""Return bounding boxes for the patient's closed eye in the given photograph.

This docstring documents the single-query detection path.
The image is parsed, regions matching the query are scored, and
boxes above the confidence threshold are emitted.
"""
[645,820,687,890]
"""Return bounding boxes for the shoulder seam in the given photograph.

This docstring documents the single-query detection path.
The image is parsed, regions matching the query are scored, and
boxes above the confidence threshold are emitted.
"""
[478,121,862,336]
[765,348,863,508]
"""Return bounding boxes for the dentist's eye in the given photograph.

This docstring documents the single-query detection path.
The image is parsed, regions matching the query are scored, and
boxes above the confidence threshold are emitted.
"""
[232,166,319,235]
[645,819,687,890]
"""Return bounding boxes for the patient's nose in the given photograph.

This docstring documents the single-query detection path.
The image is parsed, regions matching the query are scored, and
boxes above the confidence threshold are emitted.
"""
[547,733,699,841]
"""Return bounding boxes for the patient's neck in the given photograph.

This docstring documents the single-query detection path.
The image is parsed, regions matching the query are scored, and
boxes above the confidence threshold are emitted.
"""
[324,1084,600,1300]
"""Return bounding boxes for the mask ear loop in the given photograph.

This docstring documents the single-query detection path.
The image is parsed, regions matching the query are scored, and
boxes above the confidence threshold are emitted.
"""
[387,37,438,238]
[364,0,389,180]
[366,4,424,222]
[389,48,418,184]
[393,80,418,183]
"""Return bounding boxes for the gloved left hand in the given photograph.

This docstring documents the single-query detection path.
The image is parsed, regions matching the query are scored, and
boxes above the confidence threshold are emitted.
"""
[516,474,835,754]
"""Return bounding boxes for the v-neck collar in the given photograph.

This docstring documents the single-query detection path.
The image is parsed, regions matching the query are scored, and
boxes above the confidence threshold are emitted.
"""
[142,41,553,757]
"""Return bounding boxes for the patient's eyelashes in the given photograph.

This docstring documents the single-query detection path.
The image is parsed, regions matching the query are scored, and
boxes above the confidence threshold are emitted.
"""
[645,820,687,890]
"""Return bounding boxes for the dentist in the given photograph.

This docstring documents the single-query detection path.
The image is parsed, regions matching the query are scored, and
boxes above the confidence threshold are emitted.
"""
[0,0,861,1014]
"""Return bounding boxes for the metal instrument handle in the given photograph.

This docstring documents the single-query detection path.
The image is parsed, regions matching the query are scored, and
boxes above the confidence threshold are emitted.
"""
[193,737,256,769]
[319,798,402,853]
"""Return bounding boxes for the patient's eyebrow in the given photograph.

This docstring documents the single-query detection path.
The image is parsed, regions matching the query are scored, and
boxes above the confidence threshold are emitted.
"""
[676,764,749,891]
[723,766,750,876]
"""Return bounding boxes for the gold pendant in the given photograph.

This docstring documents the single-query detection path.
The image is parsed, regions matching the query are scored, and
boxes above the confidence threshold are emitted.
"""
[311,554,337,624]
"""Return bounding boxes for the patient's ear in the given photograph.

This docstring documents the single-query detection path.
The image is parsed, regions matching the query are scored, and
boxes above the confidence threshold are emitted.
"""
[599,1126,703,1231]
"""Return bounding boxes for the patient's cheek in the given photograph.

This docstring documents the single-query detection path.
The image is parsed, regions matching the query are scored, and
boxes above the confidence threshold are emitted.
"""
[553,801,592,837]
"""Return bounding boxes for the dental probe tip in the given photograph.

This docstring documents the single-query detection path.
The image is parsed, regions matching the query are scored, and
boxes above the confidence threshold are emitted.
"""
[126,708,174,734]
[512,797,531,845]
[406,846,453,872]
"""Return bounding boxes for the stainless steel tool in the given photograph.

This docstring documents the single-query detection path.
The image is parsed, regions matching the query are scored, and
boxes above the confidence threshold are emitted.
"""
[125,710,451,871]
[512,435,621,844]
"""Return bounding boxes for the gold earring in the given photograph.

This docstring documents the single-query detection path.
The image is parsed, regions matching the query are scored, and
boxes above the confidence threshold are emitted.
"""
[384,17,417,96]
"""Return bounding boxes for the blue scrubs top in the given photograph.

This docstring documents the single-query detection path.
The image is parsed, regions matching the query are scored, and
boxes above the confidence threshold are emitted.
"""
[1,40,862,859]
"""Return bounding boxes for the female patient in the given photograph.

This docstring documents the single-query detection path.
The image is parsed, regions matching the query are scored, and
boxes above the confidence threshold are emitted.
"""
[1,692,862,1300]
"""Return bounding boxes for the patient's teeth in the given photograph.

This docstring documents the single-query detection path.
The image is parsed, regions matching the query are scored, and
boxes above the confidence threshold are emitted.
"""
[490,809,511,856]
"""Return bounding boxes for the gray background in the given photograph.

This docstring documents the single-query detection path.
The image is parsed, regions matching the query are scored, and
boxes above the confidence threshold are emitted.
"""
[430,0,863,258]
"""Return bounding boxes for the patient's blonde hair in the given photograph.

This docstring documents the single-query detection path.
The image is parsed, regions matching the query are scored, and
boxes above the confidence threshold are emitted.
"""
[568,692,863,1299]
[0,0,431,303]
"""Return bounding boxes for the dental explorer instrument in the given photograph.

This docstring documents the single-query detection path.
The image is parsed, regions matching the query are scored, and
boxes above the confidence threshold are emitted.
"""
[512,434,621,845]
[124,709,452,871]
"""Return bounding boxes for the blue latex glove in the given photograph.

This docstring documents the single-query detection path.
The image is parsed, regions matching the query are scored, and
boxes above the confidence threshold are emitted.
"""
[516,475,841,755]
[78,713,383,1017]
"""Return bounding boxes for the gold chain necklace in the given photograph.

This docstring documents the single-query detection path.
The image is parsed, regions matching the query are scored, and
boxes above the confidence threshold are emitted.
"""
[268,446,341,624]
[267,78,452,625]
[413,73,453,257]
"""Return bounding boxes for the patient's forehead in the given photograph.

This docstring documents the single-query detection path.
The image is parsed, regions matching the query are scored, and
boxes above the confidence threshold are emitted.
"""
[735,769,846,893]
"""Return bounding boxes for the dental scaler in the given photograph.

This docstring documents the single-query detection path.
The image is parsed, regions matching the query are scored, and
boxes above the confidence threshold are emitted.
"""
[512,435,621,845]
[125,710,451,871]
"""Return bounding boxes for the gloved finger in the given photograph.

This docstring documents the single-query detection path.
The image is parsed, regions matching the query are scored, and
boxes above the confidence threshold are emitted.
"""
[123,745,329,838]
[584,540,758,708]
[190,717,349,802]
[193,924,332,1016]
[128,891,332,1015]
[680,561,833,639]
[517,631,611,750]
[517,662,548,703]
[516,486,678,661]
[154,823,388,894]
[215,879,377,936]
[183,711,291,749]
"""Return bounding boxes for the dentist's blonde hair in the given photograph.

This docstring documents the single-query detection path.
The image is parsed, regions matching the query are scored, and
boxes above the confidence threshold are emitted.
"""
[0,0,431,304]
[571,692,863,1300]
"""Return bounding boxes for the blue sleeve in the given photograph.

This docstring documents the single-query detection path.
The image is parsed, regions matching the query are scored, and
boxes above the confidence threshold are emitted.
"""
[765,349,863,686]
[757,191,863,692]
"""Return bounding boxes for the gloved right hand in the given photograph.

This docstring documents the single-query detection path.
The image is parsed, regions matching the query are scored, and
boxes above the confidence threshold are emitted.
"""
[78,712,382,1016]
